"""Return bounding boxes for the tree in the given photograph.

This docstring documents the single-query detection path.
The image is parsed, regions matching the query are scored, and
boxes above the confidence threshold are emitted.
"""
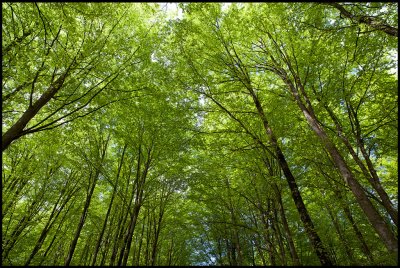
[2,2,398,266]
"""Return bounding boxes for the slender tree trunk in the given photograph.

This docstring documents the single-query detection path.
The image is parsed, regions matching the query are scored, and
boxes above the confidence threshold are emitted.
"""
[25,171,77,266]
[354,119,398,226]
[273,183,301,266]
[91,144,127,265]
[120,144,152,266]
[25,196,64,265]
[64,171,96,266]
[2,61,75,151]
[250,211,267,266]
[205,85,332,265]
[136,216,146,265]
[321,99,397,226]
[248,88,333,265]
[260,199,276,266]
[64,136,109,266]
[38,197,77,266]
[100,214,115,266]
[167,237,174,266]
[273,198,287,265]
[151,200,166,266]
[2,197,43,260]
[109,202,129,266]
[325,203,355,264]
[278,70,398,254]
[253,235,267,266]
[335,186,374,262]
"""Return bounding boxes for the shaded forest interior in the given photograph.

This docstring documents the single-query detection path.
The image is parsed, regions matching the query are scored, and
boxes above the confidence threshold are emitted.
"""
[2,2,398,266]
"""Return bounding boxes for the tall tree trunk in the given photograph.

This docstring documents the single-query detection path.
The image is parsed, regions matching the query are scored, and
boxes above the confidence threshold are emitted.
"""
[136,216,146,265]
[259,199,276,266]
[91,144,127,265]
[151,193,168,266]
[248,88,333,265]
[119,143,152,266]
[335,185,374,262]
[276,66,398,254]
[272,183,301,266]
[325,203,355,264]
[352,110,398,226]
[203,85,332,265]
[64,136,109,266]
[273,194,287,265]
[319,95,397,226]
[64,171,96,266]
[109,201,129,266]
[25,171,77,266]
[109,156,136,266]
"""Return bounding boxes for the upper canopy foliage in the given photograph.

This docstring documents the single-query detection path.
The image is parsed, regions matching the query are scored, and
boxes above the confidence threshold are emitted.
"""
[2,2,398,266]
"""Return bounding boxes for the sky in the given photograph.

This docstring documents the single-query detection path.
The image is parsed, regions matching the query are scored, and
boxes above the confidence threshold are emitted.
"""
[159,3,183,20]
[159,2,233,19]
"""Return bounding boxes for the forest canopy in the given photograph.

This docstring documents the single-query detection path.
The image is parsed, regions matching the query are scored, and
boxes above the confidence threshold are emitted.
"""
[1,2,398,266]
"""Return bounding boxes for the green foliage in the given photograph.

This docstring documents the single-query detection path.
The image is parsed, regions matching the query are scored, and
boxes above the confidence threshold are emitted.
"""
[2,2,397,266]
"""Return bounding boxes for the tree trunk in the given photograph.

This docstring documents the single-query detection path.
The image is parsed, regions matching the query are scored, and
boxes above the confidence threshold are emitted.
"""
[273,183,301,266]
[25,171,77,266]
[64,136,108,266]
[325,203,355,264]
[279,71,398,254]
[119,143,152,266]
[2,62,75,151]
[322,99,397,226]
[92,144,127,265]
[64,171,96,266]
[248,88,334,265]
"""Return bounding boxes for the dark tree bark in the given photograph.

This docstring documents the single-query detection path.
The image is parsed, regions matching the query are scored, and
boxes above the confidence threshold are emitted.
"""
[91,144,127,266]
[2,59,76,152]
[64,136,109,266]
[118,141,153,266]
[25,171,78,265]
[274,61,398,255]
[273,183,301,266]
[325,2,398,37]
[248,86,333,266]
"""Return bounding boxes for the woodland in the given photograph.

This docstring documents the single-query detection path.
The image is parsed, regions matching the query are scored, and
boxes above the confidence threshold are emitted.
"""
[1,2,398,266]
